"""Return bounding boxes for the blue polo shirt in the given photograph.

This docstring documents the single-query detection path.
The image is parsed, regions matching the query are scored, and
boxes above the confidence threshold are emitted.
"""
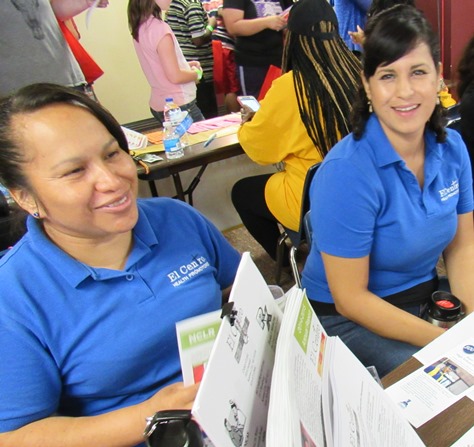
[0,198,240,436]
[302,115,473,303]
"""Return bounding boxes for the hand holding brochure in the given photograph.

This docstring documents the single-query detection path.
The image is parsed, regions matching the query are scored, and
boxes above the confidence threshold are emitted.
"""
[192,253,283,447]
[189,253,425,447]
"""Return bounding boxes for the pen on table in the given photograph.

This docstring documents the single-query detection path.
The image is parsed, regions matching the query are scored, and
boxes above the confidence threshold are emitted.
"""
[203,132,217,148]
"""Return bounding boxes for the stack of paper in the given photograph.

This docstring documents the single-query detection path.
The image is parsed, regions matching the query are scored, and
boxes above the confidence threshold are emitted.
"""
[187,254,426,447]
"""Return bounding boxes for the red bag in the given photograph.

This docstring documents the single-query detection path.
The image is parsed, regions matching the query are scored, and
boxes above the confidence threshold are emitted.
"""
[257,65,282,101]
[58,20,104,84]
[212,40,226,95]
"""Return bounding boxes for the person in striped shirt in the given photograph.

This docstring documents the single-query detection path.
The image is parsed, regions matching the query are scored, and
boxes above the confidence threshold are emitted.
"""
[166,0,219,118]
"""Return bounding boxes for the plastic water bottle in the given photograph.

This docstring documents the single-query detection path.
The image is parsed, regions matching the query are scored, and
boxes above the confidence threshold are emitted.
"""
[163,97,190,148]
[163,122,184,159]
[163,97,182,125]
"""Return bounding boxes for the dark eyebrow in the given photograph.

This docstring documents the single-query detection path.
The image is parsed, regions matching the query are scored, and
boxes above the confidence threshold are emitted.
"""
[377,62,430,73]
[50,137,117,170]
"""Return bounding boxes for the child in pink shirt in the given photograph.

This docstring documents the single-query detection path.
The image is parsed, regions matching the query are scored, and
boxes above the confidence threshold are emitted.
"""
[128,0,205,125]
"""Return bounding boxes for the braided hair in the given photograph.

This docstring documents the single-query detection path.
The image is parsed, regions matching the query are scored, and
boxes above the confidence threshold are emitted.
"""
[282,21,361,158]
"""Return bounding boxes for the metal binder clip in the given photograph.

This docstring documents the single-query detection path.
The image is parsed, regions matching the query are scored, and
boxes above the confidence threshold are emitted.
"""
[221,301,237,326]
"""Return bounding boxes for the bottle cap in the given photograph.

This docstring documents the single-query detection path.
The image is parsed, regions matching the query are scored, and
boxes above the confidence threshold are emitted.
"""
[429,291,462,322]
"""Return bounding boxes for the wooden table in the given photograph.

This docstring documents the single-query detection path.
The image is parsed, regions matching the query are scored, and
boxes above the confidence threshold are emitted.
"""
[382,357,474,446]
[135,130,243,205]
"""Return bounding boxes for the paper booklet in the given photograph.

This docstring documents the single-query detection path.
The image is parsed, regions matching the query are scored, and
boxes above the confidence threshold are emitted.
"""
[181,253,424,447]
[191,252,284,447]
[266,288,424,447]
[385,312,474,428]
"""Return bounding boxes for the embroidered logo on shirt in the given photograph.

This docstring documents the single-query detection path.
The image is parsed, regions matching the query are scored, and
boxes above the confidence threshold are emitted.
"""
[166,255,210,287]
[438,180,459,202]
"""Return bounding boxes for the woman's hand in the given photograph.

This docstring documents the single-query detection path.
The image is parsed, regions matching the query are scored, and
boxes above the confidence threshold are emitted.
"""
[86,0,109,7]
[348,25,365,46]
[188,61,202,70]
[143,382,200,418]
[208,16,218,29]
[265,15,287,32]
[240,105,256,124]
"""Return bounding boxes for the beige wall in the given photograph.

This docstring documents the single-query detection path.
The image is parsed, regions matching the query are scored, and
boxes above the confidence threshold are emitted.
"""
[75,0,150,123]
[74,3,275,230]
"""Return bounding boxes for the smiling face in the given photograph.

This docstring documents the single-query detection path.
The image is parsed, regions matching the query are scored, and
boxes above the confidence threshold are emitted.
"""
[11,103,139,246]
[362,42,440,150]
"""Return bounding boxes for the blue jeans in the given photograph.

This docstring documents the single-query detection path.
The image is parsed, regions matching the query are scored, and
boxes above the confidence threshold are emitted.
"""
[151,99,204,127]
[319,304,424,378]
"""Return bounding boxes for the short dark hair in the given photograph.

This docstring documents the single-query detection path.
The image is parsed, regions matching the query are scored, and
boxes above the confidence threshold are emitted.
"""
[367,0,415,19]
[0,83,129,191]
[351,5,446,142]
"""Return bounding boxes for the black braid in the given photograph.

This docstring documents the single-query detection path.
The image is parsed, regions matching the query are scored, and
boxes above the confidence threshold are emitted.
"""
[282,22,361,158]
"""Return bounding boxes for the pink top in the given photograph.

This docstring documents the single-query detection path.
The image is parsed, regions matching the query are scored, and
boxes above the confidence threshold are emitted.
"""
[134,17,196,112]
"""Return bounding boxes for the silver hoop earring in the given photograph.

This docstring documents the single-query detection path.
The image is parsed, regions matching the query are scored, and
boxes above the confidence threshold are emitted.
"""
[33,212,40,219]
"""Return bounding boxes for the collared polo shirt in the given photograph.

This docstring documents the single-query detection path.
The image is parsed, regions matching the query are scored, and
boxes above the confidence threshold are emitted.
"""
[302,115,473,303]
[0,198,240,436]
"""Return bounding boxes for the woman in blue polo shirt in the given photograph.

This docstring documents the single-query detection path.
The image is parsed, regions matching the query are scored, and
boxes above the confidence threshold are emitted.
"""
[302,5,474,377]
[0,83,240,446]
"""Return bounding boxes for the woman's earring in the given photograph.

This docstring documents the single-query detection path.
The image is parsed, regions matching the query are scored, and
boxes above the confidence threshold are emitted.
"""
[436,95,441,105]
[32,212,40,219]
[368,100,373,113]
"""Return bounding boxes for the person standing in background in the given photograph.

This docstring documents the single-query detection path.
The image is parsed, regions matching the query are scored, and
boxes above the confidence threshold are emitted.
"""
[0,0,108,97]
[222,0,291,98]
[128,0,205,126]
[201,0,241,113]
[166,0,219,118]
[348,0,416,47]
[57,17,105,101]
[457,34,474,183]
[347,0,456,109]
[332,0,371,55]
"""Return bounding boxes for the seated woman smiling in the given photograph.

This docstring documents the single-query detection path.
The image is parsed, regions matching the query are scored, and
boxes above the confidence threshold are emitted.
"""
[302,5,474,378]
[0,83,240,447]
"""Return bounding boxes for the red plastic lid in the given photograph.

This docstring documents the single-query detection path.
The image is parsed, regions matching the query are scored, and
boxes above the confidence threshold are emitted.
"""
[436,299,455,309]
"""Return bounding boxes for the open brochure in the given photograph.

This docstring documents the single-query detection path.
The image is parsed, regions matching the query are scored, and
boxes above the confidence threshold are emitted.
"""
[185,253,424,447]
[191,252,283,447]
[266,288,424,447]
[385,312,474,428]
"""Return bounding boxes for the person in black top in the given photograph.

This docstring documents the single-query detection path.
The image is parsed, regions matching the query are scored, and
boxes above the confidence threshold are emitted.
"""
[222,0,292,97]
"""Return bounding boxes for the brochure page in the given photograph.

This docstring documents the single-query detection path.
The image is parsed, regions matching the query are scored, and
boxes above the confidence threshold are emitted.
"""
[176,310,221,386]
[267,289,329,447]
[192,253,283,447]
[385,336,474,428]
[328,338,425,447]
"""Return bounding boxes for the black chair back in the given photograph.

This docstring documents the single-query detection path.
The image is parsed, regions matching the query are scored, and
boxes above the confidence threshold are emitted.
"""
[446,103,461,133]
[275,163,321,286]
